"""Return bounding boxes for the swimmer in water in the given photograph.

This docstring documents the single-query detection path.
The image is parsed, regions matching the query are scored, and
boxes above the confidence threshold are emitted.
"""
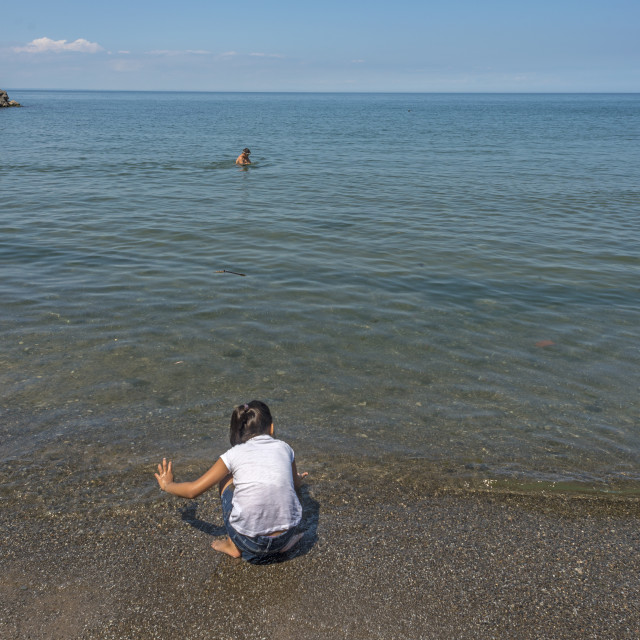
[236,148,251,165]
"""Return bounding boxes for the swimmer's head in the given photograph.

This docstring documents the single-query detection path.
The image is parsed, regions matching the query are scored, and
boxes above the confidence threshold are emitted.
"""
[242,148,251,155]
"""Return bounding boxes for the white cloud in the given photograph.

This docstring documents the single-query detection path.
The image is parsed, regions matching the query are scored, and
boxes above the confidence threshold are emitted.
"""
[108,59,144,72]
[14,37,103,54]
[146,49,211,56]
[250,52,285,59]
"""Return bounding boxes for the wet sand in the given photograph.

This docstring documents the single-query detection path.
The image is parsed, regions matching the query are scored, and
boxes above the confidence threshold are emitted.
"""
[1,457,639,640]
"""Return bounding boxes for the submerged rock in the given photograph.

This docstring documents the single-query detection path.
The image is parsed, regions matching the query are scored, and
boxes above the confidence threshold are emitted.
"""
[0,90,21,107]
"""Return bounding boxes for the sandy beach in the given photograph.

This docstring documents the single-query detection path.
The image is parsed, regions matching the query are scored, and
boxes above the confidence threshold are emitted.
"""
[1,455,638,640]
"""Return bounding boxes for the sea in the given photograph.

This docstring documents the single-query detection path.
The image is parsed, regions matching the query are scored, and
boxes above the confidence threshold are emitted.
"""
[1,91,639,503]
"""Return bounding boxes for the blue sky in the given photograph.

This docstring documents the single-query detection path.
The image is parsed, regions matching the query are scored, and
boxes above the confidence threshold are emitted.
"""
[2,0,639,91]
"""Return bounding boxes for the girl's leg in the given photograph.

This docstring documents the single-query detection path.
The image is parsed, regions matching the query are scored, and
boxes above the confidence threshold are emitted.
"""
[213,474,242,558]
[218,473,233,495]
[211,537,241,557]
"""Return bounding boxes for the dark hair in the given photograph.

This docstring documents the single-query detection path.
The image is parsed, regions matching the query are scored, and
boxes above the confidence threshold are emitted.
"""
[242,148,251,154]
[229,400,272,446]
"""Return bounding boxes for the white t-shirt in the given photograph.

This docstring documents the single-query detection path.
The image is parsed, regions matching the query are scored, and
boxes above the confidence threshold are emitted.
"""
[220,435,302,537]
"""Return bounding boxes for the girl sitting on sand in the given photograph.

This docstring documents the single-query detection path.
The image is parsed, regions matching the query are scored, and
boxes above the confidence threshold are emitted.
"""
[154,400,307,562]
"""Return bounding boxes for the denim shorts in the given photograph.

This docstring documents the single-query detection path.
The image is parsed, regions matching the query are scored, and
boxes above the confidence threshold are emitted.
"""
[221,485,302,564]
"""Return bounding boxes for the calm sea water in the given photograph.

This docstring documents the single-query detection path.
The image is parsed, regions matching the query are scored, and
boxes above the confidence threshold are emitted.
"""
[1,91,639,498]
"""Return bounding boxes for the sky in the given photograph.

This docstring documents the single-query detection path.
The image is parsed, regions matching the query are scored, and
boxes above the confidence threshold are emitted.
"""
[2,0,639,92]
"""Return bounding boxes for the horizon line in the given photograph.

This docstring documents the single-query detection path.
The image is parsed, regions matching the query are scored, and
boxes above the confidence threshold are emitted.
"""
[6,88,640,95]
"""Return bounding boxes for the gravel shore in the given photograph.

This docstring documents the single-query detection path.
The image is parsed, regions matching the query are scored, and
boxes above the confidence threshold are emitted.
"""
[1,456,638,640]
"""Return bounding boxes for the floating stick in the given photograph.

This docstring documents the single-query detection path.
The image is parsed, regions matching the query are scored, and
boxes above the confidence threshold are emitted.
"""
[215,269,246,277]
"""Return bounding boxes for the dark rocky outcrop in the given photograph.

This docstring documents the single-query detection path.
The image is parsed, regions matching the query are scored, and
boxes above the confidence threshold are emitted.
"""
[0,90,21,107]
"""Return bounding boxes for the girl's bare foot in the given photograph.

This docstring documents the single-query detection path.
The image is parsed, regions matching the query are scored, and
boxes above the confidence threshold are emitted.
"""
[211,537,241,558]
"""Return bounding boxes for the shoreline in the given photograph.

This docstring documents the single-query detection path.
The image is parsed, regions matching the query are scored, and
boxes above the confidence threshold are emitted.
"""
[2,462,638,639]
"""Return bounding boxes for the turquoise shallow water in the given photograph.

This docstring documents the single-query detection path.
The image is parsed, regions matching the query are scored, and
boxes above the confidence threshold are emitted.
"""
[1,91,639,495]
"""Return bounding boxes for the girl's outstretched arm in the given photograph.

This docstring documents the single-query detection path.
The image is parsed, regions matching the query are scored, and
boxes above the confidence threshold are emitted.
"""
[155,457,230,499]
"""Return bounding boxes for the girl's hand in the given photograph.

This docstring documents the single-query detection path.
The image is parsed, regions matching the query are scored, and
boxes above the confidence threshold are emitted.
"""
[154,458,174,491]
[292,461,307,490]
[294,469,309,490]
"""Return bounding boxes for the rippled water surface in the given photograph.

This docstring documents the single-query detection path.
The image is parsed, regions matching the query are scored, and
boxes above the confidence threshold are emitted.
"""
[1,91,639,495]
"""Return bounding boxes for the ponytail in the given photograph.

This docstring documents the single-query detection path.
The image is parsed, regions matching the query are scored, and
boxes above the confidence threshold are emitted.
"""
[229,400,273,445]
